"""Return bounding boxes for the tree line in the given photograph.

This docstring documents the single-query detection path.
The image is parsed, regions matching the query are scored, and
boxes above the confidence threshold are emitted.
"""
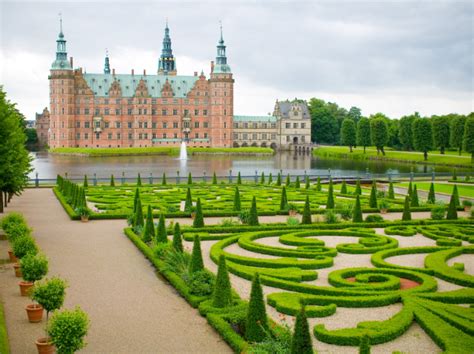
[0,86,32,212]
[309,98,474,161]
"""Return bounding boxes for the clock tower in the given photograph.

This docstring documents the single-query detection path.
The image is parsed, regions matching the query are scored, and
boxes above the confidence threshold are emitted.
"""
[157,21,177,75]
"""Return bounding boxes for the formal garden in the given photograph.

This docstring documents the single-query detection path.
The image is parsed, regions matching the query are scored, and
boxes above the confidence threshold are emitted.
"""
[44,171,474,353]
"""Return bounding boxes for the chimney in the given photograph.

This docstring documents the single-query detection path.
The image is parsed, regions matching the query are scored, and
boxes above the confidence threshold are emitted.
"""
[112,68,115,75]
[144,69,146,76]
[131,69,134,75]
[211,61,214,73]
[194,71,198,76]
[70,57,73,67]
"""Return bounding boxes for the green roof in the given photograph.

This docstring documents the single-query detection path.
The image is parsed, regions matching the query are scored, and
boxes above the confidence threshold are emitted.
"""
[233,115,277,122]
[83,73,199,98]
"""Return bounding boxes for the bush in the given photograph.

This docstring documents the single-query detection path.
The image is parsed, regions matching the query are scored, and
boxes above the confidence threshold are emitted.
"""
[172,222,183,252]
[291,303,313,354]
[47,307,90,354]
[301,196,312,225]
[188,270,214,296]
[431,206,446,220]
[12,236,38,259]
[246,273,268,342]
[162,248,190,276]
[153,242,171,259]
[142,205,155,243]
[156,213,167,243]
[280,187,288,211]
[462,200,472,208]
[31,277,67,315]
[338,203,353,221]
[20,253,48,282]
[193,198,205,228]
[212,256,233,308]
[352,195,363,223]
[249,197,259,226]
[220,218,240,227]
[189,235,204,274]
[326,180,335,209]
[324,210,339,224]
[365,214,384,223]
[233,187,241,211]
[369,181,378,208]
[239,210,251,225]
[287,217,300,226]
[402,196,411,221]
[185,188,193,212]
[0,212,27,233]
[446,193,458,220]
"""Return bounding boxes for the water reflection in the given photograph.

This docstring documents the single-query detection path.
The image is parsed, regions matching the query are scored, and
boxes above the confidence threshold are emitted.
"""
[29,151,466,179]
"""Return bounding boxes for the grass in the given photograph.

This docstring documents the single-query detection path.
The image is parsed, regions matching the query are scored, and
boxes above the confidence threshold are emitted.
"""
[397,182,474,198]
[0,301,9,354]
[49,146,274,157]
[313,146,473,168]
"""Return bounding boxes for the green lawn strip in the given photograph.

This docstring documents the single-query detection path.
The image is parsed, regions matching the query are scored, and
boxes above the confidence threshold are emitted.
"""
[313,146,473,167]
[49,146,274,157]
[397,182,474,198]
[0,301,9,354]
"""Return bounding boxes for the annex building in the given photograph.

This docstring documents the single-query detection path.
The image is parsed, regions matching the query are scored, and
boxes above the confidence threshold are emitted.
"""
[45,19,311,151]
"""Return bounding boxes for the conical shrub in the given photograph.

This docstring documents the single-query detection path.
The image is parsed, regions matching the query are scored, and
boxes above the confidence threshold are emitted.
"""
[355,178,361,195]
[110,174,115,187]
[369,181,378,208]
[233,187,241,211]
[407,182,413,200]
[156,213,167,243]
[302,195,312,224]
[134,198,144,227]
[268,173,273,184]
[452,185,460,206]
[280,187,288,211]
[276,173,282,186]
[212,172,217,184]
[260,172,265,184]
[172,222,183,252]
[295,176,300,188]
[137,173,142,186]
[184,188,193,212]
[212,255,233,308]
[193,198,204,228]
[249,196,259,226]
[411,185,419,207]
[402,196,411,221]
[326,180,335,209]
[245,273,268,342]
[83,175,88,188]
[237,172,242,185]
[305,176,310,189]
[142,206,154,243]
[427,183,436,204]
[162,173,167,185]
[388,182,395,199]
[316,176,322,192]
[446,192,458,220]
[286,174,291,186]
[352,195,363,222]
[291,302,313,354]
[133,188,140,213]
[452,169,457,181]
[340,180,347,194]
[189,235,204,274]
[187,172,193,185]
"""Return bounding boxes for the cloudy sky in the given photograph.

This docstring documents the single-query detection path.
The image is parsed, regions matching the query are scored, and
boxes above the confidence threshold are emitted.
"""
[0,0,472,120]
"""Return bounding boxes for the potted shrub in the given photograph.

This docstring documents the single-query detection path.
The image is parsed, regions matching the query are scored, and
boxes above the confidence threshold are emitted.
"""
[75,206,91,222]
[31,277,67,353]
[287,203,298,216]
[12,236,38,278]
[5,222,31,262]
[47,307,90,354]
[462,200,472,212]
[379,200,390,214]
[19,253,48,297]
[190,206,196,219]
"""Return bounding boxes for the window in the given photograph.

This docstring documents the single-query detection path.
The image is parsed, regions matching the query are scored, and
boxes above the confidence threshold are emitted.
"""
[184,121,190,128]
[128,122,132,128]
[286,136,290,142]
[76,133,80,139]
[85,122,90,128]
[203,110,207,116]
[204,133,208,138]
[108,133,112,140]
[127,99,133,104]
[301,136,306,142]
[233,123,238,128]
[262,133,267,140]
[85,108,90,115]
[152,133,156,139]
[243,133,248,140]
[104,108,110,115]
[105,122,110,128]
[184,109,189,116]
[115,122,121,128]
[76,108,80,114]
[252,123,257,129]
[117,133,121,139]
[128,133,133,140]
[252,133,257,140]
[138,108,142,115]
[104,99,109,105]
[224,109,227,115]
[233,133,238,139]
[271,123,276,129]
[301,123,306,129]
[144,122,148,129]
[285,123,291,128]
[194,109,199,116]
[76,121,80,128]
[173,133,178,138]
[94,121,100,128]
[95,108,100,115]
[194,122,199,128]
[139,133,143,139]
[152,122,157,129]
[116,99,121,104]
[96,133,100,139]
[84,133,89,139]
[293,123,298,129]
[162,109,167,116]
[224,122,227,128]
[244,123,248,128]
[195,133,199,138]
[162,133,167,138]
[115,109,121,115]
[152,109,156,115]
[173,122,178,128]
[138,122,143,128]
[203,122,209,128]
[163,122,167,128]
[144,133,148,139]
[173,109,178,115]
[144,109,147,115]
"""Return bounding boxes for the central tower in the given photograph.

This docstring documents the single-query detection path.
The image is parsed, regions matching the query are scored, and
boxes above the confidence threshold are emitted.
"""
[158,21,177,75]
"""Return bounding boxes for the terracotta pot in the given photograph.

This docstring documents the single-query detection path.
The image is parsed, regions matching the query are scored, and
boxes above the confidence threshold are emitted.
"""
[19,281,34,296]
[26,304,44,323]
[380,209,388,214]
[13,263,22,278]
[464,206,471,212]
[8,250,18,263]
[35,337,55,354]
[289,210,297,216]
[191,212,196,219]
[80,215,89,222]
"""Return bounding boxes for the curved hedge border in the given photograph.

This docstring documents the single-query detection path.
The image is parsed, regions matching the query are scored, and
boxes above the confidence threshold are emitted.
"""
[0,302,9,354]
[424,246,474,287]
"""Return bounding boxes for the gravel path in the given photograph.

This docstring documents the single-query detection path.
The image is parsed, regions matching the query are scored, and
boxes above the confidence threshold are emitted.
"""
[0,188,230,354]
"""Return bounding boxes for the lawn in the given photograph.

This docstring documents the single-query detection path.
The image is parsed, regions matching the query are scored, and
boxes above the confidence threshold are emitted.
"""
[0,301,9,354]
[313,146,473,168]
[49,146,274,157]
[397,182,474,198]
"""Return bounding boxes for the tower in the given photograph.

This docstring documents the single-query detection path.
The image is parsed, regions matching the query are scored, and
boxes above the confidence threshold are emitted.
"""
[158,21,177,75]
[210,23,234,147]
[49,15,75,148]
[104,50,111,74]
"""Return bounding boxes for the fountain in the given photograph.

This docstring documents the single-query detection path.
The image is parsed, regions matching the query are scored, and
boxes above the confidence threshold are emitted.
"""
[179,141,188,160]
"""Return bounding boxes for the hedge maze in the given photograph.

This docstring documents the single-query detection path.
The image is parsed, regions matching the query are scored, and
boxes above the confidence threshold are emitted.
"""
[183,222,474,352]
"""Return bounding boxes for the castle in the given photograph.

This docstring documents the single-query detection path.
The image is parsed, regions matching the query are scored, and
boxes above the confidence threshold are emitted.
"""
[45,19,311,151]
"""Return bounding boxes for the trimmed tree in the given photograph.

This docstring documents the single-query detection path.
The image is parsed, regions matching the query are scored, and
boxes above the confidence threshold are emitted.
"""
[286,174,291,186]
[305,176,310,189]
[291,303,313,354]
[427,183,436,204]
[402,196,411,221]
[452,169,457,181]
[432,115,450,154]
[249,196,259,226]
[137,173,142,186]
[110,174,115,187]
[340,180,347,194]
[450,115,466,155]
[295,176,300,188]
[245,273,268,342]
[388,182,395,199]
[407,182,413,200]
[446,192,458,220]
[260,172,265,184]
[156,213,167,243]
[237,172,242,185]
[133,188,140,214]
[356,117,371,153]
[301,195,312,224]
[189,235,204,274]
[187,172,193,185]
[316,176,322,191]
[326,179,335,209]
[162,173,167,185]
[452,185,460,207]
[352,195,363,222]
[142,205,155,243]
[341,118,357,152]
[83,175,88,188]
[413,118,433,161]
[280,187,288,210]
[233,187,241,211]
[184,188,193,212]
[276,173,282,186]
[399,114,416,151]
[134,198,144,228]
[355,178,361,195]
[463,115,474,162]
[193,198,204,228]
[212,172,217,184]
[268,173,273,185]
[172,222,183,252]
[369,181,377,208]
[411,185,420,207]
[370,117,389,155]
[212,255,233,308]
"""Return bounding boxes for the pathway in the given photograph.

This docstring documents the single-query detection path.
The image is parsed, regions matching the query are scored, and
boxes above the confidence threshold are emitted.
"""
[0,188,230,353]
